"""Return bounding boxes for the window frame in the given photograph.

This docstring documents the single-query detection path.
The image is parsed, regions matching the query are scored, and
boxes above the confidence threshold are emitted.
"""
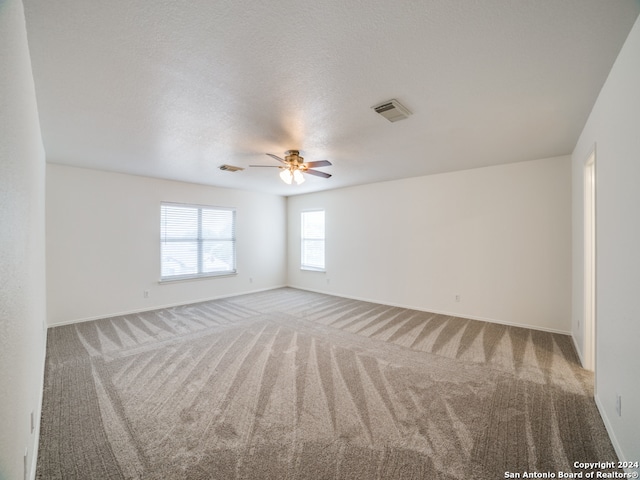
[300,209,326,272]
[160,202,236,282]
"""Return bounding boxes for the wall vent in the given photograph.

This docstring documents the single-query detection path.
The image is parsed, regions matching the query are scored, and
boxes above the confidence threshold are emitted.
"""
[219,164,244,172]
[372,99,412,122]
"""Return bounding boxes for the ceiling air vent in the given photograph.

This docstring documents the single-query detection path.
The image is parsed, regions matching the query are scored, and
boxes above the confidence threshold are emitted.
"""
[219,164,244,172]
[372,99,412,122]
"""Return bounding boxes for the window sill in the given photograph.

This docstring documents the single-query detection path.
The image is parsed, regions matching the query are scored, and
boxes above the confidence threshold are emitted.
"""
[301,267,326,273]
[159,272,237,284]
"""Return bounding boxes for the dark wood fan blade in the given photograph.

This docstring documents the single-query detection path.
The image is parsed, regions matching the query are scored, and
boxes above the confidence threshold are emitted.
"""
[304,160,332,168]
[266,153,286,163]
[305,169,332,178]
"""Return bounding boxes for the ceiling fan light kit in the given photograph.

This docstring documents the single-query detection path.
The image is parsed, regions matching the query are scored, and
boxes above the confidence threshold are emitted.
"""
[279,168,305,185]
[250,150,332,185]
[293,169,305,184]
[279,169,293,184]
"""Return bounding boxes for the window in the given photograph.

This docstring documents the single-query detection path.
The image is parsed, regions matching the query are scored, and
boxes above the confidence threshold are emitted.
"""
[301,210,325,271]
[161,202,236,281]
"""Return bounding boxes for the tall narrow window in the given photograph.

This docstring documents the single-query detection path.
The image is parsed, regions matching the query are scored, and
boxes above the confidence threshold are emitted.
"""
[161,202,236,280]
[301,210,325,271]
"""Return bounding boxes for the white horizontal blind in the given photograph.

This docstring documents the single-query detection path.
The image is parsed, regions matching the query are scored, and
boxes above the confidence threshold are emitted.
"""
[161,203,236,280]
[301,210,325,271]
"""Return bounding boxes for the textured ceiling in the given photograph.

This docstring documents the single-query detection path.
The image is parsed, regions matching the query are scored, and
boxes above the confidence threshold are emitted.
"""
[23,0,640,196]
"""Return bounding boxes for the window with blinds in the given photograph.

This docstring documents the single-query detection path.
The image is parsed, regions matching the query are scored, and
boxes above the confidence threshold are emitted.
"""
[160,202,236,281]
[301,210,325,271]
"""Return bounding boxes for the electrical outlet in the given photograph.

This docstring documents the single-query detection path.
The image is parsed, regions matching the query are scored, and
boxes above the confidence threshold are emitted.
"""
[616,394,622,416]
[30,411,34,434]
[23,448,28,480]
[143,290,150,298]
[249,277,253,283]
[455,294,461,303]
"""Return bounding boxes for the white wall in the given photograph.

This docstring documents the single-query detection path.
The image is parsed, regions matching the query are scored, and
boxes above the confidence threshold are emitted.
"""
[288,156,572,333]
[572,15,640,469]
[46,164,287,325]
[0,1,47,479]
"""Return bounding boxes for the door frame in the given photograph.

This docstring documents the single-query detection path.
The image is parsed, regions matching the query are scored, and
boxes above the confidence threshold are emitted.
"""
[583,148,597,374]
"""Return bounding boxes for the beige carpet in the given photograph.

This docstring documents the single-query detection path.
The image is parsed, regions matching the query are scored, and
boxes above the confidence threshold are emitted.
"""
[37,288,618,479]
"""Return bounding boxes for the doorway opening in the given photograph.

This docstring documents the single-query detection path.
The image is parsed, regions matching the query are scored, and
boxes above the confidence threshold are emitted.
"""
[584,151,596,372]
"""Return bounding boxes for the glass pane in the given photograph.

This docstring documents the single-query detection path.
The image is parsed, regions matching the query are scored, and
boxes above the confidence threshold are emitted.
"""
[161,205,198,239]
[302,211,325,239]
[161,241,198,277]
[301,210,325,269]
[202,209,235,239]
[202,240,235,273]
[161,203,236,279]
[302,239,325,269]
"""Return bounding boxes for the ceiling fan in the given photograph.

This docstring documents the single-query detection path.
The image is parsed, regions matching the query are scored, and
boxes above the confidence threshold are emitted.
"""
[250,150,332,185]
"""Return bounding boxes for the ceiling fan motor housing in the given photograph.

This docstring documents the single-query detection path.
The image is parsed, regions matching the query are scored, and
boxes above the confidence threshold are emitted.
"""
[285,150,303,166]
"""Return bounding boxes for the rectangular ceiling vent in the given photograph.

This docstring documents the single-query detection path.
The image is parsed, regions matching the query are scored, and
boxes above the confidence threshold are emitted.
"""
[219,164,244,172]
[372,99,412,122]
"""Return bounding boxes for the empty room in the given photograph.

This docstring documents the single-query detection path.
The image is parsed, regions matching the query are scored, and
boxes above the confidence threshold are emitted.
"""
[1,1,639,479]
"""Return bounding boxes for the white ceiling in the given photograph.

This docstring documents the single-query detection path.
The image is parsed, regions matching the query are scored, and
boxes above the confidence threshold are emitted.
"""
[23,0,640,197]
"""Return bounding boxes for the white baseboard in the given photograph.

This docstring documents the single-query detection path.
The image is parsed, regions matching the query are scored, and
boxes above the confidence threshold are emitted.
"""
[571,333,587,369]
[287,284,572,335]
[30,327,48,480]
[594,394,638,476]
[47,285,287,328]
